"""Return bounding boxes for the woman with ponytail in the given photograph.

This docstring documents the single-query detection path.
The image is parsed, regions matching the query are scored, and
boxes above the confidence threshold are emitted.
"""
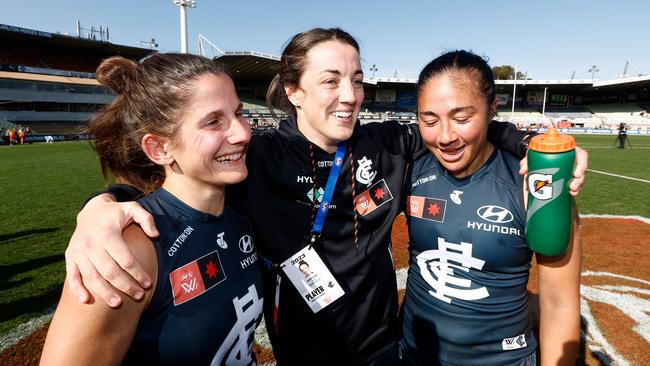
[62,29,588,365]
[40,53,263,365]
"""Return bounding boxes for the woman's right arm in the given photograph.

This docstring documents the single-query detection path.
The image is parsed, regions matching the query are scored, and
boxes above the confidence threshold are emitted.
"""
[41,225,158,365]
[65,192,159,307]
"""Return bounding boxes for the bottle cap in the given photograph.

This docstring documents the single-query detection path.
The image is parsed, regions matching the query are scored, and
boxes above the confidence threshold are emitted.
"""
[528,127,575,152]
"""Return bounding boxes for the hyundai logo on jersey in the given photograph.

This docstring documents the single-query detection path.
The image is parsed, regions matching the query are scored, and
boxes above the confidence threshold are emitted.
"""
[238,235,254,254]
[477,205,514,224]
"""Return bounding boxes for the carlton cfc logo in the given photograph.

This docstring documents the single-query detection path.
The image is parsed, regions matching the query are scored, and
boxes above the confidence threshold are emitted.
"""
[528,173,553,200]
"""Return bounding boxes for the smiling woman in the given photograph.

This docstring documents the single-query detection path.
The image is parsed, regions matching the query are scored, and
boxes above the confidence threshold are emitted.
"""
[60,29,549,366]
[402,50,582,366]
[283,40,365,152]
[40,53,263,366]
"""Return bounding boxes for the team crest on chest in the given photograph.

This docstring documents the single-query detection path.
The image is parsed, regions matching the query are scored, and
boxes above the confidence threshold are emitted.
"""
[355,156,377,187]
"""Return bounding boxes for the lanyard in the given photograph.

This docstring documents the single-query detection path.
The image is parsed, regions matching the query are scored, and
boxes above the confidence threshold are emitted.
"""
[310,141,347,239]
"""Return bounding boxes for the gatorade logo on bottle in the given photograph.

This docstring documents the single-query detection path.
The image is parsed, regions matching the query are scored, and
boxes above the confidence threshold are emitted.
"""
[528,173,553,200]
[526,128,575,256]
[527,167,563,218]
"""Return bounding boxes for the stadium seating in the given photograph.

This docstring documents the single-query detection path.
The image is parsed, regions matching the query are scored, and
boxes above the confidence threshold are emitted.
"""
[541,107,599,128]
[587,103,650,129]
[496,109,547,126]
[0,44,98,74]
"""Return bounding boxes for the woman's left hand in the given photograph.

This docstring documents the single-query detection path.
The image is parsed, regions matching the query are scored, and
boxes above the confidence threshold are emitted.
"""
[519,146,588,197]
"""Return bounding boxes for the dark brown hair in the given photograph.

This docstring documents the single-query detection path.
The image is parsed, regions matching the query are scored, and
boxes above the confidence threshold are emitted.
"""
[89,53,229,193]
[417,50,496,112]
[266,28,360,121]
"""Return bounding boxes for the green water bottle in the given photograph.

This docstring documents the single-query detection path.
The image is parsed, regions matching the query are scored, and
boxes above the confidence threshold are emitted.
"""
[525,127,575,256]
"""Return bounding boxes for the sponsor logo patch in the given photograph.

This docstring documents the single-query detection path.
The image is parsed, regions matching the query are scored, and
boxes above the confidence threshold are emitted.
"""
[167,225,195,257]
[307,187,324,203]
[468,204,521,236]
[450,190,463,205]
[477,205,514,224]
[216,232,228,249]
[502,334,527,350]
[354,179,393,216]
[406,196,447,223]
[169,250,226,306]
[411,174,436,188]
[238,235,254,253]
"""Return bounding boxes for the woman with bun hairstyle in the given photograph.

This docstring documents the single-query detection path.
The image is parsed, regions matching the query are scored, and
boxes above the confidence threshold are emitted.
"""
[40,53,263,365]
[62,29,587,365]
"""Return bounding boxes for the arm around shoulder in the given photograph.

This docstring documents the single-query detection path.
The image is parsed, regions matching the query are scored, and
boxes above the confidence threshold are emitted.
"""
[65,191,158,307]
[487,120,535,158]
[42,225,158,366]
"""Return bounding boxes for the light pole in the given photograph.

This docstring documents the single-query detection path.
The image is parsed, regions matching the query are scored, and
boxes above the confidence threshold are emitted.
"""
[510,65,517,122]
[588,65,600,80]
[173,0,196,53]
[369,64,378,79]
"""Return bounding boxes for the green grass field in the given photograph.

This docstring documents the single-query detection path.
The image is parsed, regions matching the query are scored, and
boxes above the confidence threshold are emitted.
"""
[0,142,104,337]
[1,135,649,339]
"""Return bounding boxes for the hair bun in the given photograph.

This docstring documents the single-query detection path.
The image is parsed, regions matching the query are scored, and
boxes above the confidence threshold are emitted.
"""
[96,57,138,94]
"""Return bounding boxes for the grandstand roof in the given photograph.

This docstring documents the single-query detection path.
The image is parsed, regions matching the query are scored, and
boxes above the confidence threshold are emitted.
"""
[366,77,419,88]
[0,23,154,60]
[215,51,280,83]
[592,75,650,92]
[0,70,101,86]
[214,52,417,87]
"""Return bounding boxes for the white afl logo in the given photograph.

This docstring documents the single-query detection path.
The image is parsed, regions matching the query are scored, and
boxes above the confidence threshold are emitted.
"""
[528,173,553,200]
[238,235,254,253]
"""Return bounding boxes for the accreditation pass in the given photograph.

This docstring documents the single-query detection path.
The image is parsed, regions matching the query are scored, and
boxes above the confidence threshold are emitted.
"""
[280,246,345,313]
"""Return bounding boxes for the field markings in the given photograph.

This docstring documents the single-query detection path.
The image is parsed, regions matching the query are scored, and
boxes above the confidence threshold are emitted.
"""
[581,146,650,149]
[580,214,650,224]
[586,169,650,184]
[580,298,629,366]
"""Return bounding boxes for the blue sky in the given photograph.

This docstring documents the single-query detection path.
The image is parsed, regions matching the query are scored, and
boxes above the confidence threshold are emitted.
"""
[1,0,648,80]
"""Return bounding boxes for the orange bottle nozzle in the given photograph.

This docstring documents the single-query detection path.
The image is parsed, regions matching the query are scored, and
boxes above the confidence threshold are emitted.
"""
[528,127,575,153]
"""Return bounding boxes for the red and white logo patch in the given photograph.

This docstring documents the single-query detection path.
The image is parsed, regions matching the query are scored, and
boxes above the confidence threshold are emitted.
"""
[169,250,226,306]
[406,195,447,223]
[354,179,393,216]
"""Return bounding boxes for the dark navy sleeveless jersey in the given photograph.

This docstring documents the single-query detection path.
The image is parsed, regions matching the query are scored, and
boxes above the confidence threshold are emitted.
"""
[123,188,263,366]
[401,149,537,366]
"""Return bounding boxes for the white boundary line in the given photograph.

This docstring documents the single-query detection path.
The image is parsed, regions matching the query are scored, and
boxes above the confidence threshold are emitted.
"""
[580,214,650,224]
[583,271,650,285]
[581,146,650,149]
[3,216,648,359]
[580,298,629,366]
[587,169,650,183]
